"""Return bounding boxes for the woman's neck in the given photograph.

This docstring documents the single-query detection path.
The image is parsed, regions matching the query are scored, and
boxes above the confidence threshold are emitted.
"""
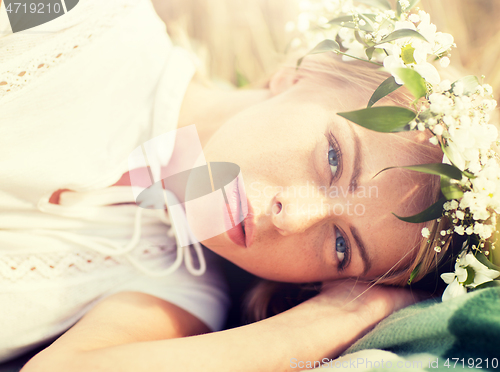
[177,76,272,148]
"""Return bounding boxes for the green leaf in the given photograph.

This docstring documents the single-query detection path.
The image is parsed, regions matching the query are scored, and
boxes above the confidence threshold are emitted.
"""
[328,16,373,32]
[377,29,428,45]
[417,109,432,121]
[408,0,421,10]
[355,0,391,10]
[451,75,480,96]
[393,197,446,223]
[297,39,340,67]
[328,15,356,24]
[461,170,476,179]
[391,68,427,100]
[358,13,375,31]
[365,46,375,60]
[397,0,420,16]
[462,266,475,286]
[236,70,250,88]
[475,251,500,272]
[391,164,463,180]
[407,263,421,285]
[474,280,500,290]
[440,176,464,200]
[375,163,463,180]
[355,31,369,47]
[338,106,416,132]
[367,76,401,107]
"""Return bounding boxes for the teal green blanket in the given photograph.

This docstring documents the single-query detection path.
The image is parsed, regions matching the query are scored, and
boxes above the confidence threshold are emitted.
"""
[338,287,500,371]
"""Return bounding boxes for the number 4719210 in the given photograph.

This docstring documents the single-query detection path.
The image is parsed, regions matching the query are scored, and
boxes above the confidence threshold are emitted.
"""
[5,2,63,14]
[443,358,498,369]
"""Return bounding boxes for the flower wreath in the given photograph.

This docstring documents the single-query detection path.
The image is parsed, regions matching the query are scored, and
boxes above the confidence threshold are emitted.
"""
[289,0,500,300]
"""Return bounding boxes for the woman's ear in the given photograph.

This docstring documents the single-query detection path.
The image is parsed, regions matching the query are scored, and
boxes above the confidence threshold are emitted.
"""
[269,67,300,96]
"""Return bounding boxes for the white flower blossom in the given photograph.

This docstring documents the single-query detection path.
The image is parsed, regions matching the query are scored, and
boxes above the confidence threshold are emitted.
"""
[440,252,499,301]
[433,124,444,135]
[408,13,420,23]
[441,276,468,300]
[285,21,295,32]
[385,10,396,19]
[453,81,464,96]
[438,80,452,92]
[440,56,450,68]
[338,27,371,62]
[380,15,447,85]
[421,227,430,238]
[465,253,500,288]
[399,0,410,10]
[441,251,468,301]
[443,200,458,211]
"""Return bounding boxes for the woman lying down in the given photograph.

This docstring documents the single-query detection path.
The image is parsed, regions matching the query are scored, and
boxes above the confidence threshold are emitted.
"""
[0,0,497,371]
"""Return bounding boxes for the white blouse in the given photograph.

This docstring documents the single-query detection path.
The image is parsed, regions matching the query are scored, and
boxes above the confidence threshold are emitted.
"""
[0,0,229,363]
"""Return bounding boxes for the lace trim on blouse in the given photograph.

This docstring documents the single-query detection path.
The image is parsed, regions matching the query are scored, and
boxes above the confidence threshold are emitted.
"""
[0,0,140,101]
[0,189,207,283]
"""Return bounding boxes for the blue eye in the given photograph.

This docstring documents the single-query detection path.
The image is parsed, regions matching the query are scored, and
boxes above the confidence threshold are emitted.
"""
[335,229,349,270]
[336,235,346,262]
[328,145,339,176]
[325,131,342,182]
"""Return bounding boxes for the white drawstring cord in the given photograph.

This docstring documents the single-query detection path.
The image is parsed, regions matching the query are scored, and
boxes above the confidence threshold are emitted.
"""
[35,188,207,277]
[31,207,145,257]
[122,205,206,277]
[158,190,207,276]
[183,237,207,276]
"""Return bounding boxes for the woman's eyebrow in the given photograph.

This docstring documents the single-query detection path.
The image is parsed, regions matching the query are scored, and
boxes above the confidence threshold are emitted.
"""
[348,124,362,192]
[349,225,372,275]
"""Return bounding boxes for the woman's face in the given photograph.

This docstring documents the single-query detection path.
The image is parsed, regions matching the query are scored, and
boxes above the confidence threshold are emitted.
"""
[186,76,441,283]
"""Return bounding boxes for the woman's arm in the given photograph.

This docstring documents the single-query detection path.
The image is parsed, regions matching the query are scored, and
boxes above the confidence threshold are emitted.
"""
[21,280,420,372]
[20,291,210,370]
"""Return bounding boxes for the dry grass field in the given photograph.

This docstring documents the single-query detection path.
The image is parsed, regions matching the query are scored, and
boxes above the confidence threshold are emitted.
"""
[151,0,500,102]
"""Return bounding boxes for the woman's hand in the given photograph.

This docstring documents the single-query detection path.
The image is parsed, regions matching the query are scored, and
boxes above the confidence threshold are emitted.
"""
[310,279,423,322]
[304,278,426,338]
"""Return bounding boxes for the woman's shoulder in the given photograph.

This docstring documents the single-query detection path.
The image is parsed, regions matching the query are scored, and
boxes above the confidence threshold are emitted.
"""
[0,0,170,101]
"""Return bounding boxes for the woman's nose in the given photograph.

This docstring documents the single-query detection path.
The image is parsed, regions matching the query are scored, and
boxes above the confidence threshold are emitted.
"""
[271,190,332,236]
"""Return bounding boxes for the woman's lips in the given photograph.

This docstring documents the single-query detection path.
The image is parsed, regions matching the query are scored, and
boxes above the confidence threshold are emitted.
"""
[223,175,254,248]
[243,197,255,247]
[226,219,246,247]
[225,198,254,248]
